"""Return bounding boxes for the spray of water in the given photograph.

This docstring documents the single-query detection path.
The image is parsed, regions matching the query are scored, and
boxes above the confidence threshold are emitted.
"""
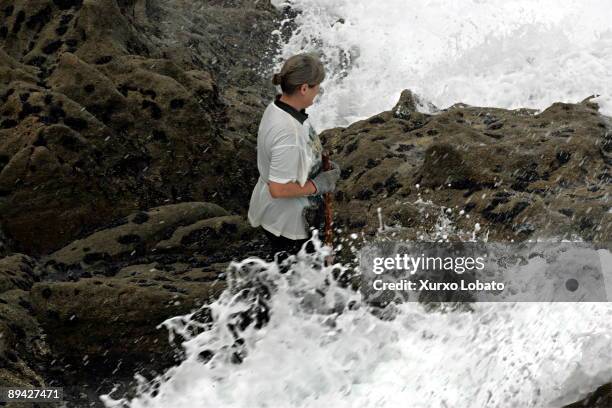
[99,215,612,408]
[270,0,612,131]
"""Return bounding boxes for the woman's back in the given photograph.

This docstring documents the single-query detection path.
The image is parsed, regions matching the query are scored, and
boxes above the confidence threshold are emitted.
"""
[248,52,333,244]
[248,99,314,240]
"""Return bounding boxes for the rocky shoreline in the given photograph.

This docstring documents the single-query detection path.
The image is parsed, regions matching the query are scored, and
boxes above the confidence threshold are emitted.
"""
[0,0,610,407]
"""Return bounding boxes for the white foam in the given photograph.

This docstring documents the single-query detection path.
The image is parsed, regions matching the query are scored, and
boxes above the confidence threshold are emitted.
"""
[269,0,612,131]
[100,233,612,408]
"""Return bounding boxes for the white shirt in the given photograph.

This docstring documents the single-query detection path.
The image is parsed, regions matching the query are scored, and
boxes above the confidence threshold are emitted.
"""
[247,97,323,239]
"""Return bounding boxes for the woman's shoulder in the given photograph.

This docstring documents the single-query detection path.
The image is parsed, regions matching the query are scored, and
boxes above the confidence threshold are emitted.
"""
[261,103,299,133]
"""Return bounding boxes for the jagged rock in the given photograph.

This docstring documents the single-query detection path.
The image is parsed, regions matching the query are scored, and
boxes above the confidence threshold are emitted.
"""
[392,88,438,119]
[0,289,50,388]
[321,89,611,244]
[0,254,49,389]
[0,253,38,293]
[0,0,281,255]
[113,261,224,282]
[418,142,497,189]
[0,226,12,257]
[155,214,257,253]
[0,48,38,85]
[43,202,231,274]
[563,382,611,408]
[29,271,226,370]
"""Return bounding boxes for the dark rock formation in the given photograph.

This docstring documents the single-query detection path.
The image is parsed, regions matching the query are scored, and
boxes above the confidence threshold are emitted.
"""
[322,90,611,257]
[42,201,253,277]
[0,0,281,255]
[0,225,13,257]
[563,383,611,408]
[0,255,51,390]
[29,268,225,372]
[1,202,272,405]
[0,0,283,403]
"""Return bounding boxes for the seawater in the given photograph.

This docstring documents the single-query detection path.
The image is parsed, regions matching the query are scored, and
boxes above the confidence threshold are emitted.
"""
[270,0,612,131]
[99,227,612,408]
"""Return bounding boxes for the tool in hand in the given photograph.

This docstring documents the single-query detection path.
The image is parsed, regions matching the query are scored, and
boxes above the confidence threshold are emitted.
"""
[321,151,334,266]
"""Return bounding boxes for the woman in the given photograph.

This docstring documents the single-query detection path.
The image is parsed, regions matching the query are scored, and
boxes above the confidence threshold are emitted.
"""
[248,53,341,264]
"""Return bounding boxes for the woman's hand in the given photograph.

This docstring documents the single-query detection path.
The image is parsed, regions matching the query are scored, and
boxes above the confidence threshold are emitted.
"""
[268,161,341,198]
[311,165,340,194]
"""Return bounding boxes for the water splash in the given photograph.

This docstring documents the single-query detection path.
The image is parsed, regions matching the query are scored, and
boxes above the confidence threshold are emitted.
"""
[269,0,612,131]
[100,223,612,408]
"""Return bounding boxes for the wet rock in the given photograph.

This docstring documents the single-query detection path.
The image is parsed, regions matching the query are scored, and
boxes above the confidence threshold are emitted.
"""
[156,215,256,253]
[321,88,611,243]
[0,289,50,388]
[391,89,438,119]
[0,0,281,255]
[0,226,13,257]
[0,253,38,293]
[418,143,496,190]
[29,272,225,370]
[563,382,611,408]
[43,202,231,275]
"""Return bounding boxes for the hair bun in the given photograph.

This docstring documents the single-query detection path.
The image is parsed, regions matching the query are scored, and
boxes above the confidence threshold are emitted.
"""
[272,72,282,85]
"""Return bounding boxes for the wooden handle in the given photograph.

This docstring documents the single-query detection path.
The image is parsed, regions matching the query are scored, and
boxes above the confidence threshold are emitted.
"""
[322,151,333,250]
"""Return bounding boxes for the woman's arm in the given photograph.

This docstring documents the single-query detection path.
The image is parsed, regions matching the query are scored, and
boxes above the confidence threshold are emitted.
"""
[268,179,317,198]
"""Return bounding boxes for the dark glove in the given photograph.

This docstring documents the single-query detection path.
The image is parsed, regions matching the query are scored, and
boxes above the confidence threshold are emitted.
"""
[311,164,340,195]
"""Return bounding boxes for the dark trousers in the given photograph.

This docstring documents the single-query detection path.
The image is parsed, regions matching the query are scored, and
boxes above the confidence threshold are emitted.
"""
[263,228,315,264]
